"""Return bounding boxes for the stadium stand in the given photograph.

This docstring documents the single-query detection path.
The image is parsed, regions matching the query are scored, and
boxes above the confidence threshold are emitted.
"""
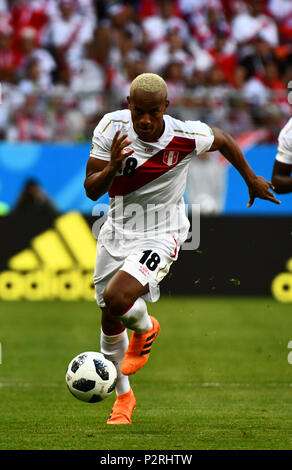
[0,0,290,143]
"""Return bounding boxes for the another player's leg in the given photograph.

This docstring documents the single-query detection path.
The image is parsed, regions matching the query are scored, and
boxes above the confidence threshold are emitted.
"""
[103,271,160,376]
[100,308,136,424]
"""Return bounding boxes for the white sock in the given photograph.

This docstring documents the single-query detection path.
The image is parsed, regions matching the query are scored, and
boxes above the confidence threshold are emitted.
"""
[117,297,152,334]
[100,329,130,396]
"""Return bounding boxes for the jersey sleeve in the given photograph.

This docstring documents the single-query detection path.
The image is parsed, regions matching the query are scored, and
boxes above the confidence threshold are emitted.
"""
[276,122,292,165]
[188,120,214,155]
[89,115,113,162]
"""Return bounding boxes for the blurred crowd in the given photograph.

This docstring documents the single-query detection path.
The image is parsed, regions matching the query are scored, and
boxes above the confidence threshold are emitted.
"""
[0,0,291,142]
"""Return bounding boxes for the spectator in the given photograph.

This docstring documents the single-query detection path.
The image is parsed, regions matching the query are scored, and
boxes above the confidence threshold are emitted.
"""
[224,96,255,138]
[14,25,56,85]
[207,30,237,85]
[142,0,189,52]
[242,74,270,107]
[12,179,57,216]
[47,86,86,141]
[147,29,192,74]
[188,2,230,49]
[187,38,214,73]
[0,0,289,143]
[109,57,147,109]
[163,61,185,108]
[0,81,24,138]
[268,0,292,42]
[70,40,106,95]
[178,0,222,20]
[108,27,143,76]
[260,61,286,92]
[107,3,144,48]
[0,1,7,14]
[204,64,232,126]
[49,0,94,72]
[7,92,51,141]
[18,57,51,94]
[231,0,279,46]
[69,32,110,127]
[11,0,52,46]
[239,36,276,79]
[0,23,18,83]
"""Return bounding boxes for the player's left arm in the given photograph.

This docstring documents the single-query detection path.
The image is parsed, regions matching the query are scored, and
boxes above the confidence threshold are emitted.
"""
[209,127,281,207]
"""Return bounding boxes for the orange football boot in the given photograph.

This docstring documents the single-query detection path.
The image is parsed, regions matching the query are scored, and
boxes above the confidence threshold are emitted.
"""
[120,316,160,376]
[107,388,136,424]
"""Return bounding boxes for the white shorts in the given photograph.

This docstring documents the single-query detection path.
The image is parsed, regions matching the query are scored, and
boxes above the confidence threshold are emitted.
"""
[93,234,179,308]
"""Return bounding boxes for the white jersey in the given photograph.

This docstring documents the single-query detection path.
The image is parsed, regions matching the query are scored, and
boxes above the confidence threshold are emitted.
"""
[276,117,292,165]
[90,109,214,255]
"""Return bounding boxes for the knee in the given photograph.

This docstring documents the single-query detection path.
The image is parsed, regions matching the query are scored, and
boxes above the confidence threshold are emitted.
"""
[103,285,133,316]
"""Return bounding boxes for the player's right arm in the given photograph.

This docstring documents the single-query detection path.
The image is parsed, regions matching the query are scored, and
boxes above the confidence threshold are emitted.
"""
[84,131,134,201]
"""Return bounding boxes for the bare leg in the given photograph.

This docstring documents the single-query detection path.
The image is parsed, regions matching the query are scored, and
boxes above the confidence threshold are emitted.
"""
[103,270,148,316]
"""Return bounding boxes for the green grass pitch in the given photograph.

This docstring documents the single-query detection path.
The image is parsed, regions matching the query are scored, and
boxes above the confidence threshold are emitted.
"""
[1,296,292,450]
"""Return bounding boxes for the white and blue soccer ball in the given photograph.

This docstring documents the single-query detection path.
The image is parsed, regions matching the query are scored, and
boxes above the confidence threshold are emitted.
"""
[65,352,117,403]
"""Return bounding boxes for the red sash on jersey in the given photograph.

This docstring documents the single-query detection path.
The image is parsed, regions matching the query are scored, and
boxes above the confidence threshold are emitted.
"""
[109,136,196,197]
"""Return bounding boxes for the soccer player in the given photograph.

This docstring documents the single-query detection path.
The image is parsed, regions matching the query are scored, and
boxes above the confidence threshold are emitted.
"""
[84,73,280,424]
[272,116,292,193]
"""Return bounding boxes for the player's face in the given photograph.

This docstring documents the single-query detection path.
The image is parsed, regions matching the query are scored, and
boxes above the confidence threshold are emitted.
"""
[127,90,169,142]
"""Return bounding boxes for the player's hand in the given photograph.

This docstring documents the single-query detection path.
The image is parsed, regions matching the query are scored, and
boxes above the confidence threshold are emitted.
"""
[247,175,281,207]
[110,131,134,171]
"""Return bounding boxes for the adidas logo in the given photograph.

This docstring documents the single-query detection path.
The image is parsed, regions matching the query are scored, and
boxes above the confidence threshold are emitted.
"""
[271,258,292,303]
[0,212,96,301]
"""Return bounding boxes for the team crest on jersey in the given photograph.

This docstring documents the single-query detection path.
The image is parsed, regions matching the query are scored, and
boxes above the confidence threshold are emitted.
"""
[163,150,179,166]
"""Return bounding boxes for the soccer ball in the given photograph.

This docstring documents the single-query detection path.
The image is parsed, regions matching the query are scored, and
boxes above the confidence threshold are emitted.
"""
[65,351,117,403]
